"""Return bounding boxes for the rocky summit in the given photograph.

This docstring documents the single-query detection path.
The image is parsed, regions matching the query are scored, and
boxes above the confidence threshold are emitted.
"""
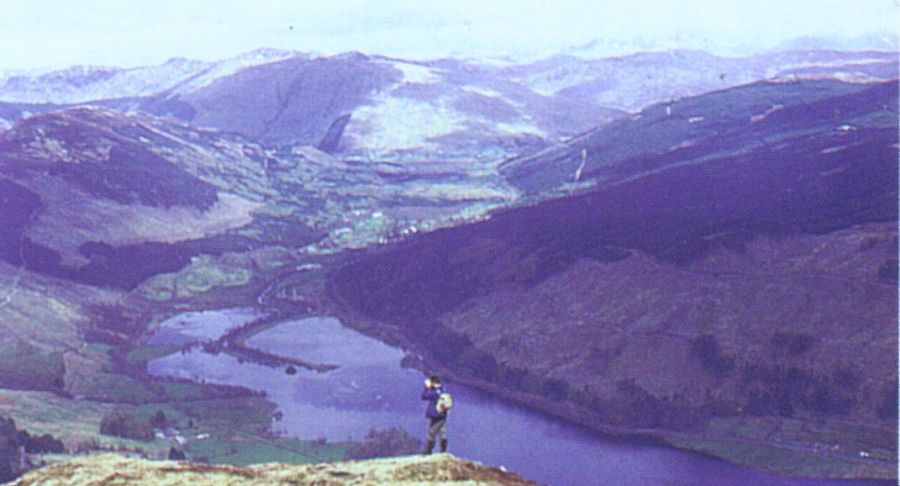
[12,453,535,486]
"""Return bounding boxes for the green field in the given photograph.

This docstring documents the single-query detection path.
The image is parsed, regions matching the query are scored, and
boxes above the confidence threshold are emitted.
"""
[665,416,897,479]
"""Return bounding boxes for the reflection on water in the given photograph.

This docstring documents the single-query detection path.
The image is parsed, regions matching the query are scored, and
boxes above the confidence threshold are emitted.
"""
[148,315,891,486]
[244,317,403,369]
[146,308,260,345]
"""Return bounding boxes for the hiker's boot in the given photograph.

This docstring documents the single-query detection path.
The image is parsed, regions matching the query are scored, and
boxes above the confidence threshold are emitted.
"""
[440,439,448,453]
[424,440,435,455]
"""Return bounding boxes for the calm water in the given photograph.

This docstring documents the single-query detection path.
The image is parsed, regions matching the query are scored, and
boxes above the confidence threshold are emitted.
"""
[148,313,890,486]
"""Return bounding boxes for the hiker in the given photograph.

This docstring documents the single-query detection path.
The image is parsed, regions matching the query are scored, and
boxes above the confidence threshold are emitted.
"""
[421,374,451,454]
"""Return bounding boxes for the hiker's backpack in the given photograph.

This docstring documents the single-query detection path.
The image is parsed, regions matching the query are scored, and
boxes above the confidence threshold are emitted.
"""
[436,392,453,413]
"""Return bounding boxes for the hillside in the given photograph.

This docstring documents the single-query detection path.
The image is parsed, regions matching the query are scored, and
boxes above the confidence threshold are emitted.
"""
[12,453,535,486]
[0,107,293,288]
[331,79,899,478]
[0,107,513,289]
[501,79,897,195]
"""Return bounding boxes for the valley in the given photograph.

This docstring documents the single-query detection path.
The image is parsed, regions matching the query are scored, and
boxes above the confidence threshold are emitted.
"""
[0,46,896,484]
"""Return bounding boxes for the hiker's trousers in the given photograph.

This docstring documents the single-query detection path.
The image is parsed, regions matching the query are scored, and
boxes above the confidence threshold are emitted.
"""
[427,416,447,442]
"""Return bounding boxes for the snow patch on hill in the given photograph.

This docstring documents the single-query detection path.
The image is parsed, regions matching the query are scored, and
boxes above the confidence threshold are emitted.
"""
[344,95,466,155]
[461,85,504,98]
[494,121,546,137]
[380,60,443,84]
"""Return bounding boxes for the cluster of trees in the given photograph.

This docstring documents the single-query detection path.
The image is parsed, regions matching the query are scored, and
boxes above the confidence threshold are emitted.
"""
[0,416,65,482]
[0,416,24,483]
[739,362,857,417]
[690,334,735,376]
[99,410,154,442]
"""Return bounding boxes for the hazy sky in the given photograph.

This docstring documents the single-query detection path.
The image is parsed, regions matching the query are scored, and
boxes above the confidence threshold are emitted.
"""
[1,0,897,69]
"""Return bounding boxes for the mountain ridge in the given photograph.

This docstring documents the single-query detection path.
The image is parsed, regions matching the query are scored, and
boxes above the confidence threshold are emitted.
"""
[0,48,894,160]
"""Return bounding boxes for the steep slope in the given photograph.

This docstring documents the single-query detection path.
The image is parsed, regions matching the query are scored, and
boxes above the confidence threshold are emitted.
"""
[167,54,401,149]
[331,79,898,477]
[12,453,535,486]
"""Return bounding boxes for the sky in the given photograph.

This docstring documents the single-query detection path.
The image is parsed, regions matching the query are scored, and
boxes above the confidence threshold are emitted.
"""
[1,0,897,69]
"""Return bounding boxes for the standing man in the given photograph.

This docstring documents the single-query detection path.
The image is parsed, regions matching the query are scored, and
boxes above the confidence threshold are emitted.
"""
[421,374,448,454]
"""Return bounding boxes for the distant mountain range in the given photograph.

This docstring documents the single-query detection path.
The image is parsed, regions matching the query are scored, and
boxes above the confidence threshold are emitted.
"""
[0,48,895,160]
